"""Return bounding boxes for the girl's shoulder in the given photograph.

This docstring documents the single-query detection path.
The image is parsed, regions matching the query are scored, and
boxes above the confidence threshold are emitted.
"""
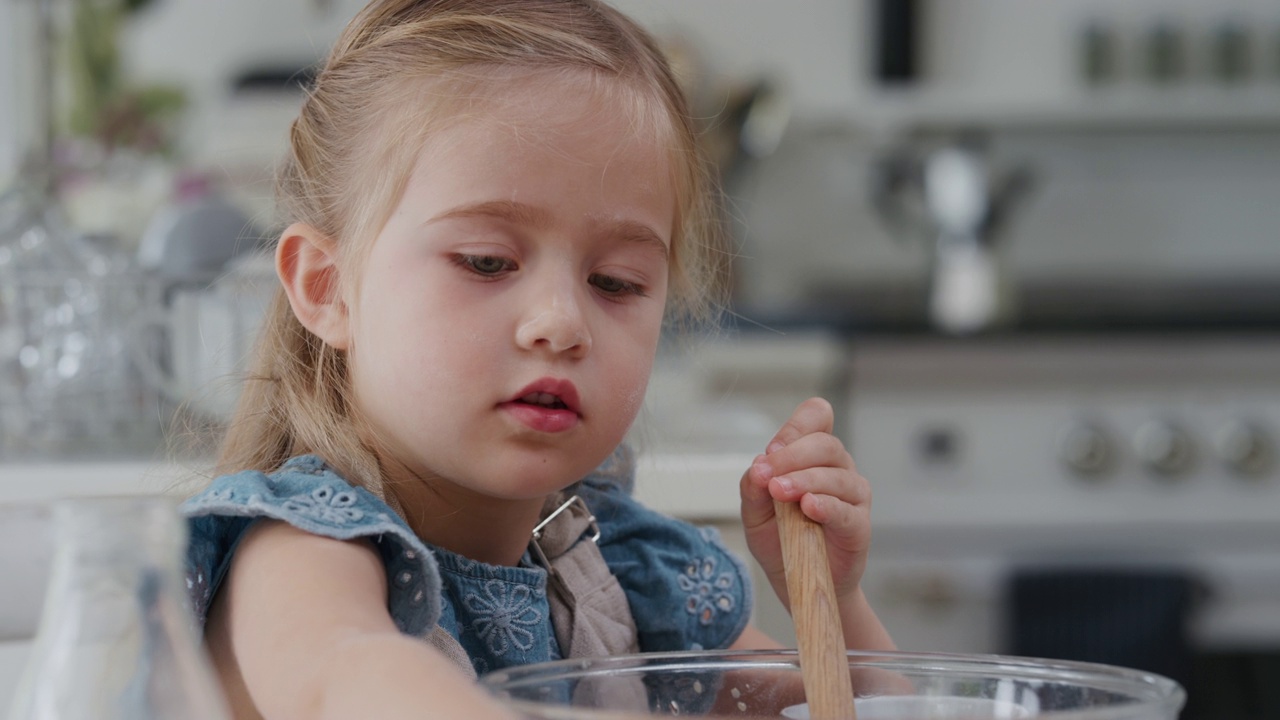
[181,455,440,638]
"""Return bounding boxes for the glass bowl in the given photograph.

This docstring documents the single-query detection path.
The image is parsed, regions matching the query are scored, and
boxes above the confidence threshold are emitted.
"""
[480,649,1185,719]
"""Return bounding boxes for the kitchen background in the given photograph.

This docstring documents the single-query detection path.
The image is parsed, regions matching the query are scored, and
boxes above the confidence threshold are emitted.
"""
[3,1,1280,718]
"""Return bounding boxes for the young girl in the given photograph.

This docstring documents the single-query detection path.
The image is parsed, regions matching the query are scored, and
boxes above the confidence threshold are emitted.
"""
[182,0,895,717]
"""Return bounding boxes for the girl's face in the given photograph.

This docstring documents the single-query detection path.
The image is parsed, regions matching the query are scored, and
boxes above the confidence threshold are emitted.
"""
[346,75,675,507]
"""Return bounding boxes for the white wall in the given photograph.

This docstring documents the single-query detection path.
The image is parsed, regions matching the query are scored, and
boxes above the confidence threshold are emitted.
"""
[606,0,865,118]
[43,0,871,221]
[115,0,868,163]
[121,0,865,120]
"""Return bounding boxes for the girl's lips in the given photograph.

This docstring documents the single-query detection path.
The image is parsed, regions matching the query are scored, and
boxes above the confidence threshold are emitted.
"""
[506,378,581,415]
[499,378,582,433]
[501,403,580,433]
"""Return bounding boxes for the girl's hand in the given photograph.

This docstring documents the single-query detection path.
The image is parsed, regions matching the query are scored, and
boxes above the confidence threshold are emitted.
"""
[739,397,872,617]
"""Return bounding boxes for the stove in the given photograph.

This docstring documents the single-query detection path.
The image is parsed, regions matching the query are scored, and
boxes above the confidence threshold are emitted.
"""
[844,333,1280,719]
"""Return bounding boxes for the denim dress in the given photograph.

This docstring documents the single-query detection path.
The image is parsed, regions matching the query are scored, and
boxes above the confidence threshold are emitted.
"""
[182,448,753,676]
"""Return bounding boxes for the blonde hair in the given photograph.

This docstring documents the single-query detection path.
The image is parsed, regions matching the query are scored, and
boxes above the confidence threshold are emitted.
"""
[216,0,727,500]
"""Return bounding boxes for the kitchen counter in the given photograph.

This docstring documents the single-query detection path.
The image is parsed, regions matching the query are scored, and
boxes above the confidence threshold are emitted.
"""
[0,452,751,517]
[0,458,198,504]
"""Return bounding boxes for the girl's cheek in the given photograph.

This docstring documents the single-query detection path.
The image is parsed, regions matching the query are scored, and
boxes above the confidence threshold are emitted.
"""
[617,357,655,415]
[614,381,645,419]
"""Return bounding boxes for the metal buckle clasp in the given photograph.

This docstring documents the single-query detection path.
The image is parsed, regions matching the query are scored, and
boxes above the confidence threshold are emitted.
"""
[529,494,600,574]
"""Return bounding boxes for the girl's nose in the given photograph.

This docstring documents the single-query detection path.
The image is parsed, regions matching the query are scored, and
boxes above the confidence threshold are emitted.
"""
[514,286,592,357]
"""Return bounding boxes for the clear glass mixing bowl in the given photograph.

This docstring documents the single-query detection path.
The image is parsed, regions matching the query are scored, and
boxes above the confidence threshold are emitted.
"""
[480,649,1185,719]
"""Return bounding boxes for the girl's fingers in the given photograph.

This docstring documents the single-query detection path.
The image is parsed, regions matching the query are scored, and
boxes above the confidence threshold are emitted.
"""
[800,492,869,542]
[762,431,853,478]
[740,455,779,532]
[765,397,834,453]
[769,466,870,508]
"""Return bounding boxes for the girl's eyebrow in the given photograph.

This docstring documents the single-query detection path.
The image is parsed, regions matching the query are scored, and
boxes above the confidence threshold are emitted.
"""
[432,200,669,257]
[432,200,553,229]
[593,217,670,258]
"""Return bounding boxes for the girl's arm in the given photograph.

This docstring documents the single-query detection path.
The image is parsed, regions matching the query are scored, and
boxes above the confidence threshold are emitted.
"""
[737,398,897,653]
[205,520,519,720]
[727,623,784,650]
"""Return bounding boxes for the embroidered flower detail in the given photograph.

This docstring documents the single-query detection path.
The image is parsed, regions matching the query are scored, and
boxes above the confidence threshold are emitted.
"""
[463,581,543,656]
[677,556,736,626]
[280,485,364,524]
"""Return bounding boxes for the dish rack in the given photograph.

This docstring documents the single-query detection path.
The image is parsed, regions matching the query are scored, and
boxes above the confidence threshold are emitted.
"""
[0,266,275,460]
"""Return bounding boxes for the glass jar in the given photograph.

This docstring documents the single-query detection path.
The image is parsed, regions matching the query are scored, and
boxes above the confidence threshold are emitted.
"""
[8,495,230,720]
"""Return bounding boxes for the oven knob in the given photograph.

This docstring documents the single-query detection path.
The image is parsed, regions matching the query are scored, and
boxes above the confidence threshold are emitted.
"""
[1214,419,1273,478]
[1059,422,1114,478]
[1134,420,1195,478]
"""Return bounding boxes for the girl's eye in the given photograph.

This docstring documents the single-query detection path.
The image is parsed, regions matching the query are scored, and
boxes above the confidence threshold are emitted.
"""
[590,273,645,297]
[456,254,516,276]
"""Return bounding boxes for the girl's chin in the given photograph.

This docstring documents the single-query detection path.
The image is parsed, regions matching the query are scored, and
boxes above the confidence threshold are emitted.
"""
[398,437,623,497]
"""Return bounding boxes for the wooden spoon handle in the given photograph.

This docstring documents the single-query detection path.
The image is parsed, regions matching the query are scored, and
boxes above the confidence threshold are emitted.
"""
[776,499,857,719]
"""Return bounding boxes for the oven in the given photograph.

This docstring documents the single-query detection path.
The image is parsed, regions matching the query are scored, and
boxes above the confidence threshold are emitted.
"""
[847,334,1280,720]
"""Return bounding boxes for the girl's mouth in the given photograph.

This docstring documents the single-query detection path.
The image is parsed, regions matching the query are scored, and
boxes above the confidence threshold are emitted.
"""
[502,378,581,433]
[518,391,569,410]
[507,378,581,415]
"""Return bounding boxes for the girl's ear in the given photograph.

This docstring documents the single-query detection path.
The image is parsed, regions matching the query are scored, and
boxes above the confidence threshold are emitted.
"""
[276,223,351,350]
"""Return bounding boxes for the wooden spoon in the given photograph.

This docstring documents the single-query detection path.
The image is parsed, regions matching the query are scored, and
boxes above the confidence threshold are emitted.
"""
[775,499,857,719]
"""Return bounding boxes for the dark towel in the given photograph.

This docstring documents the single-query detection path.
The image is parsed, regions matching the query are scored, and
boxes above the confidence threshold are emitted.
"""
[1006,567,1197,686]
